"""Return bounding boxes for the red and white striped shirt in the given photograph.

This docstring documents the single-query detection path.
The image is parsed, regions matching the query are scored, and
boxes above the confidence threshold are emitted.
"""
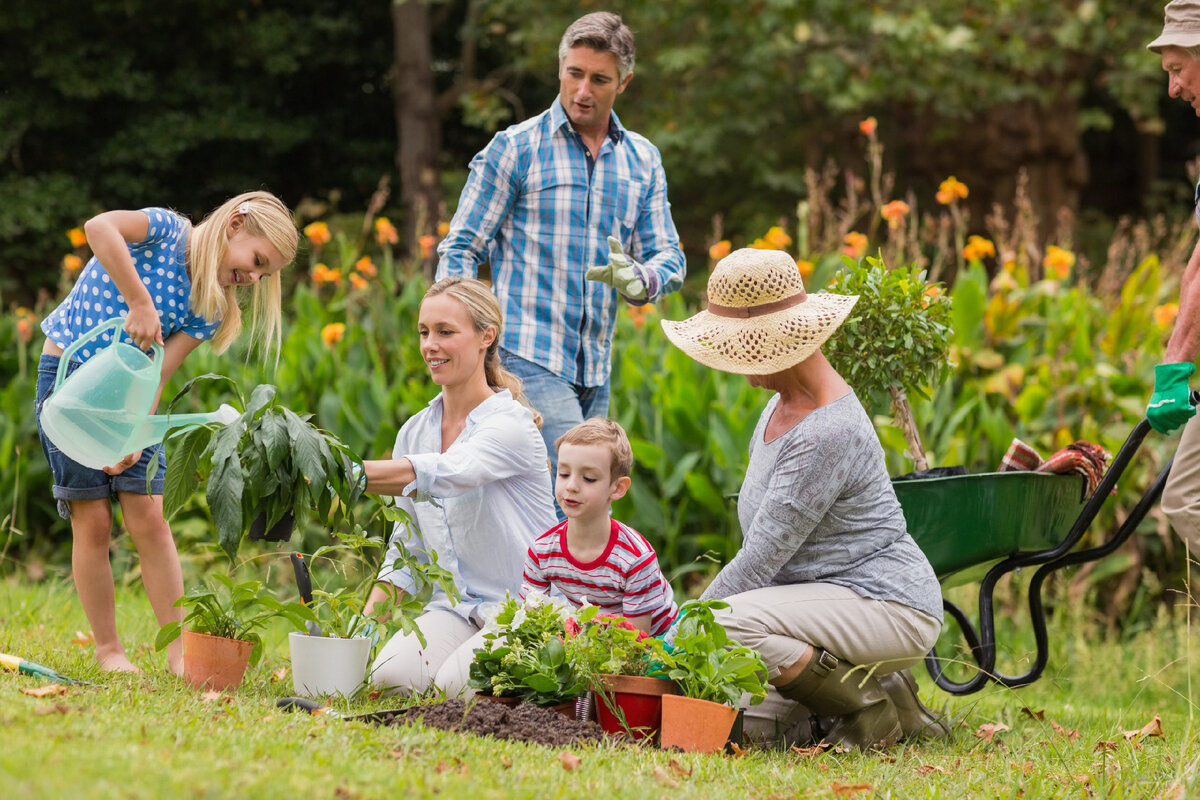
[520,518,678,636]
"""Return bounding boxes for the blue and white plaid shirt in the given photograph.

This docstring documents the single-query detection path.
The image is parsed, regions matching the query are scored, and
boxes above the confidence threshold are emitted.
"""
[436,101,686,387]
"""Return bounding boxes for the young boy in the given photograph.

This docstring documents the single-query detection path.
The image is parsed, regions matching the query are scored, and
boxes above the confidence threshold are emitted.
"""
[520,418,678,635]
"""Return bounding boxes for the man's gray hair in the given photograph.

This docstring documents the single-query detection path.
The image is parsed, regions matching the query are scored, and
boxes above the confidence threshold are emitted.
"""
[558,12,635,82]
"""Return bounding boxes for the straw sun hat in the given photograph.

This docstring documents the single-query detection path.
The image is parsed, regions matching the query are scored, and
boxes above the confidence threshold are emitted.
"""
[661,248,858,375]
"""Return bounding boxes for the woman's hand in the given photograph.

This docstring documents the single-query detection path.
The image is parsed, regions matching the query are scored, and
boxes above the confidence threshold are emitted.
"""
[102,450,142,475]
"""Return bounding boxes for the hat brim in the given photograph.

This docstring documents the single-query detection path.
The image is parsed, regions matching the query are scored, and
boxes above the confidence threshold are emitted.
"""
[1148,31,1200,52]
[660,293,859,375]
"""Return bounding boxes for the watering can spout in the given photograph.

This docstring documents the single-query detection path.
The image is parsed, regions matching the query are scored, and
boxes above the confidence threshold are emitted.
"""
[125,404,241,453]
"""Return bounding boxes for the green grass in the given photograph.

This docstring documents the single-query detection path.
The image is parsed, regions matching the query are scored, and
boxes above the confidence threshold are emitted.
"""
[1,577,1197,799]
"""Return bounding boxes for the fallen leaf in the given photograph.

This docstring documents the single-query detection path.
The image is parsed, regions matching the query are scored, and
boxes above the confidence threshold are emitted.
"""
[727,742,748,757]
[71,630,95,648]
[1072,775,1091,784]
[261,715,274,723]
[916,764,946,775]
[667,759,692,777]
[35,703,70,716]
[791,744,829,758]
[200,691,226,704]
[272,667,289,682]
[817,763,829,771]
[388,749,408,760]
[1020,707,1045,721]
[558,751,581,771]
[831,782,872,797]
[1093,740,1118,753]
[499,755,512,769]
[20,684,67,698]
[1123,715,1164,742]
[653,767,679,788]
[974,723,1010,742]
[1050,721,1081,740]
[368,690,382,700]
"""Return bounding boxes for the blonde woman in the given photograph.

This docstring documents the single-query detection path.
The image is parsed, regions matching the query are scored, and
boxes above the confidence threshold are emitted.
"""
[36,191,298,674]
[362,277,557,695]
[662,248,947,750]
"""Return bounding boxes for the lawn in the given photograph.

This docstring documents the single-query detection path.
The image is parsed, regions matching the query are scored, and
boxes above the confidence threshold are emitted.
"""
[1,577,1197,799]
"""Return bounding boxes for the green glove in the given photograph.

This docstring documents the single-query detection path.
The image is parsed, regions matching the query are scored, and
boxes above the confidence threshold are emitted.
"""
[586,236,647,301]
[1147,362,1196,434]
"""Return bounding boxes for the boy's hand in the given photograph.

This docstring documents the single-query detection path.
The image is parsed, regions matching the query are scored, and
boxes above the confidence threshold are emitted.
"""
[103,451,142,475]
[586,237,648,301]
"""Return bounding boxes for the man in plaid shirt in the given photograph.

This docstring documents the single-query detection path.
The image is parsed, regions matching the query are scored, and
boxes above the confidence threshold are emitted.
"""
[436,11,686,489]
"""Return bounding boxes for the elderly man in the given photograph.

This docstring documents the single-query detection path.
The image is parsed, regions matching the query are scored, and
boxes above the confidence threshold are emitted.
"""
[1149,0,1200,552]
[436,12,686,486]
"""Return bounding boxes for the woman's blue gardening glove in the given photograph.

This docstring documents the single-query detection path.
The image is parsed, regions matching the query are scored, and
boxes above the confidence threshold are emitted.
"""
[1147,362,1196,434]
[586,236,647,301]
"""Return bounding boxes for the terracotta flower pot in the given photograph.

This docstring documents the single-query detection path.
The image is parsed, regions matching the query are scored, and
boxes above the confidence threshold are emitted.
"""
[182,630,253,691]
[659,694,739,753]
[594,674,679,741]
[476,693,521,707]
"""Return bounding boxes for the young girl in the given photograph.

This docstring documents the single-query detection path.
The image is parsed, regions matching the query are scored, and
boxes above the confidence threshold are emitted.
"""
[360,277,557,696]
[35,191,298,674]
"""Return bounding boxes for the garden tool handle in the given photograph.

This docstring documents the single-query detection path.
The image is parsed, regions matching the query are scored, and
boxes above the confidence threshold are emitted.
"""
[54,317,164,390]
[290,552,314,607]
[277,696,336,716]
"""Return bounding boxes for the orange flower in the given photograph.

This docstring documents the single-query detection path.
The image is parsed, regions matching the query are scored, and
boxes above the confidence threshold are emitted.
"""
[304,221,331,248]
[859,117,878,136]
[709,240,732,261]
[374,217,398,246]
[763,226,792,250]
[66,228,87,248]
[841,232,868,259]
[15,306,36,344]
[936,176,969,205]
[921,285,943,308]
[62,254,83,273]
[311,263,342,287]
[437,221,450,237]
[321,323,345,348]
[880,200,910,229]
[796,259,814,279]
[1042,245,1075,280]
[962,235,996,261]
[1154,303,1179,328]
[354,256,377,277]
[419,234,437,258]
[349,273,368,290]
[626,303,656,330]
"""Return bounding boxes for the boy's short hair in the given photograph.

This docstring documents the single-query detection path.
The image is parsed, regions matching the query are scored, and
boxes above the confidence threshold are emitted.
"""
[555,417,634,480]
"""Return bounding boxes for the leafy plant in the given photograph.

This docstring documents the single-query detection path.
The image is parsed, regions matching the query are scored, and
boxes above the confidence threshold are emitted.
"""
[564,604,666,681]
[659,599,767,708]
[826,255,953,471]
[468,594,586,706]
[154,573,316,666]
[158,377,367,561]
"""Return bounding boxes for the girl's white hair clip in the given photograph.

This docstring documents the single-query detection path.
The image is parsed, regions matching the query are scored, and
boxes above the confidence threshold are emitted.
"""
[238,201,251,215]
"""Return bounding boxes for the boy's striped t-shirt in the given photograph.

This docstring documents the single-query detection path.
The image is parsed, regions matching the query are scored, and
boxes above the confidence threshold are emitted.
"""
[520,518,678,636]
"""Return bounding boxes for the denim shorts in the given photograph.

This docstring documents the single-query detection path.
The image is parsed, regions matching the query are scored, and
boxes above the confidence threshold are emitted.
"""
[35,354,166,519]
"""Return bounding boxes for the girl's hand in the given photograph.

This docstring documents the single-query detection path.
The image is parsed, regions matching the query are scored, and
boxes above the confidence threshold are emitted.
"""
[102,451,142,475]
[122,303,163,352]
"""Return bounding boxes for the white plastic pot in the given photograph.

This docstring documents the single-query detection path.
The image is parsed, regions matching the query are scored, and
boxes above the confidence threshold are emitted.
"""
[288,632,372,698]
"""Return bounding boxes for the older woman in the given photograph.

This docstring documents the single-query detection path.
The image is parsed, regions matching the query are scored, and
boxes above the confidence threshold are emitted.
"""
[661,248,947,750]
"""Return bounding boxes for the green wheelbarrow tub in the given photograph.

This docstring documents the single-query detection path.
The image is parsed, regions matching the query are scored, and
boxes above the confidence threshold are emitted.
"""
[893,471,1087,586]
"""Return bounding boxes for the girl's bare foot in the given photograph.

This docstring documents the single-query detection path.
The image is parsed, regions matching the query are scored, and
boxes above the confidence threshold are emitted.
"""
[96,647,141,674]
[167,639,184,676]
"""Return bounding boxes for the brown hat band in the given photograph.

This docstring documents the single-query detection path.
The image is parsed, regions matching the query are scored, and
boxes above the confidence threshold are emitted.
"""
[705,292,806,318]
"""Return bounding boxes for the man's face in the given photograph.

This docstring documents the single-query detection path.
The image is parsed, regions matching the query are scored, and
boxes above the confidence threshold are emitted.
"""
[558,45,632,138]
[1162,45,1200,116]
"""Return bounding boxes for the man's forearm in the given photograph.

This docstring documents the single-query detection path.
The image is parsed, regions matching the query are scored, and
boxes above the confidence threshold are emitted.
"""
[1165,241,1200,363]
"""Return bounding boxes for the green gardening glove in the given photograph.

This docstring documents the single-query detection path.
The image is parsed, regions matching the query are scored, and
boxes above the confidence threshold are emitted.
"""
[586,236,647,301]
[1147,362,1196,434]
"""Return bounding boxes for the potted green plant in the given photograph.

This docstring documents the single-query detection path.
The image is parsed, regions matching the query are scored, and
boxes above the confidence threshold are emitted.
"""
[825,256,952,472]
[566,605,677,741]
[157,378,366,561]
[287,515,458,699]
[468,594,585,715]
[657,599,768,753]
[155,573,317,691]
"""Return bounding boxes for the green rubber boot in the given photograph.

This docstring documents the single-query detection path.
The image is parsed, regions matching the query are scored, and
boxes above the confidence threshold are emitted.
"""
[878,669,951,740]
[775,648,901,750]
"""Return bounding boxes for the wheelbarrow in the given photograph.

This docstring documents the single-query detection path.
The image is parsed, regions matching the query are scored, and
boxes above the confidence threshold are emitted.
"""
[893,403,1187,696]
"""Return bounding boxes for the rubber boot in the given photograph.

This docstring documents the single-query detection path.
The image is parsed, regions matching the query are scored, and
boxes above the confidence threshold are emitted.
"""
[775,648,902,750]
[877,669,951,740]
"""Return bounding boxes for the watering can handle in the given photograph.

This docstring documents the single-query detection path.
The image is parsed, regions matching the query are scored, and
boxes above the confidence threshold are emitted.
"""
[54,318,166,391]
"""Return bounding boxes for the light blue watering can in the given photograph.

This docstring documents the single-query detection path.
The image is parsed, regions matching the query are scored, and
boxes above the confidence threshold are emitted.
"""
[40,318,239,469]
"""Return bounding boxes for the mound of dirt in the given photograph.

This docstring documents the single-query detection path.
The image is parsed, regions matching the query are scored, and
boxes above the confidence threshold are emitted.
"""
[370,698,606,748]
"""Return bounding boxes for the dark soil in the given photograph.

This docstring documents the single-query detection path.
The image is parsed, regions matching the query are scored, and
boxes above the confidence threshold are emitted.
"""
[366,698,606,748]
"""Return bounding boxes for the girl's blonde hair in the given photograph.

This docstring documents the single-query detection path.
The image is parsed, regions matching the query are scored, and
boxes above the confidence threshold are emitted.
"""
[188,190,297,358]
[424,277,543,428]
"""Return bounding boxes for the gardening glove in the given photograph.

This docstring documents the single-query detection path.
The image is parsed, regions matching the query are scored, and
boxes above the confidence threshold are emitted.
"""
[586,236,647,301]
[1147,362,1196,434]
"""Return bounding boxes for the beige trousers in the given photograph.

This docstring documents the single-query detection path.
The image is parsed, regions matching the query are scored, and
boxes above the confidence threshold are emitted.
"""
[715,582,942,744]
[1161,414,1200,552]
[369,609,484,697]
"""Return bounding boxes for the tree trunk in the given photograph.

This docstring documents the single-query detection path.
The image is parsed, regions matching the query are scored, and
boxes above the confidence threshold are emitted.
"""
[391,0,442,277]
[888,384,928,473]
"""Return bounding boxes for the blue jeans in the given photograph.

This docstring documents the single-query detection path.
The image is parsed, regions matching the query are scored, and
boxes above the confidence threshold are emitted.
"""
[501,350,610,517]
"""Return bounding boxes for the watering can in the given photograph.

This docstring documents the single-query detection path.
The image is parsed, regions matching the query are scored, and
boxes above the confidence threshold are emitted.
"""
[40,318,240,470]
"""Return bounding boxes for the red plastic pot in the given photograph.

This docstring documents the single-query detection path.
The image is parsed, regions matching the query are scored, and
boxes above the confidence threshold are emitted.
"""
[593,674,679,741]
